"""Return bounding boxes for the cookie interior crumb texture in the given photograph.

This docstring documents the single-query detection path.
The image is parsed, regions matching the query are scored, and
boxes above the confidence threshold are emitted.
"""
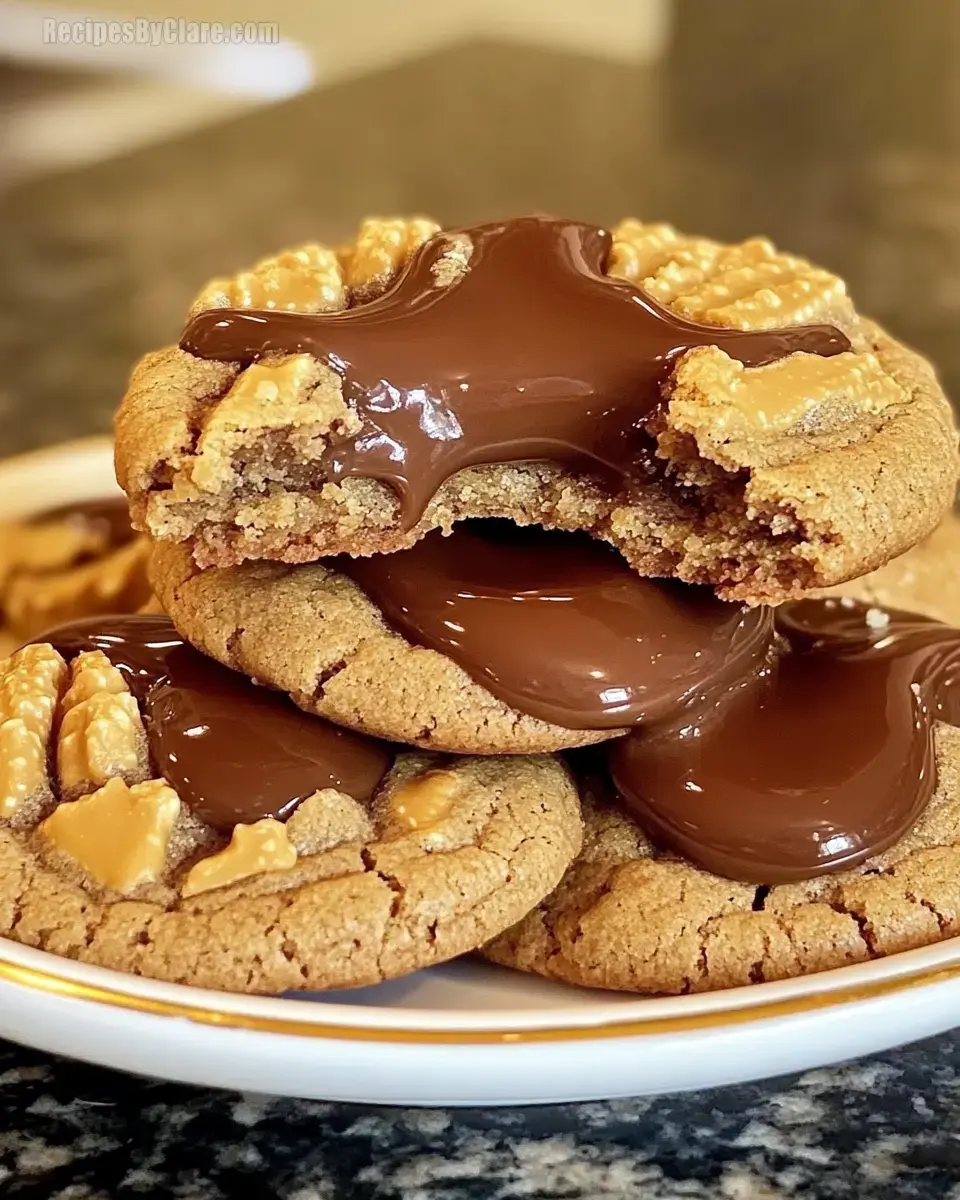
[0,639,582,993]
[115,215,959,603]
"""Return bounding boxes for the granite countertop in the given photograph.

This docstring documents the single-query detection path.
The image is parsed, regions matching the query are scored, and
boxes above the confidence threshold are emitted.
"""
[3,1,960,1195]
[4,1035,960,1199]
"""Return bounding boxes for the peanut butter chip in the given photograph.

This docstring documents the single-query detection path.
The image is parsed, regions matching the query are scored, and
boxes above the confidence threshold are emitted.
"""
[672,346,906,435]
[0,645,66,818]
[609,220,723,293]
[0,720,47,820]
[58,651,146,794]
[0,644,66,735]
[390,770,459,831]
[61,650,128,711]
[39,778,180,893]
[190,243,347,317]
[181,818,298,898]
[609,219,852,330]
[58,692,144,793]
[345,217,440,296]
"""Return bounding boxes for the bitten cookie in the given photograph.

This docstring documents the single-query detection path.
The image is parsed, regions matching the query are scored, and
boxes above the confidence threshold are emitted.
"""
[115,214,958,603]
[822,512,960,626]
[0,633,582,993]
[484,724,960,994]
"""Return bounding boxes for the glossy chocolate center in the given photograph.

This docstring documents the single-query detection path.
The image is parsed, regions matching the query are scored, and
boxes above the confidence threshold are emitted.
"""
[46,615,392,831]
[609,599,960,884]
[341,521,772,730]
[180,215,850,526]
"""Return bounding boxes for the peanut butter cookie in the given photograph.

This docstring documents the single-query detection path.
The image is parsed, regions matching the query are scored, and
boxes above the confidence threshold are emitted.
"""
[823,512,960,626]
[485,598,960,993]
[116,215,957,603]
[484,724,960,993]
[0,618,581,993]
[150,521,772,755]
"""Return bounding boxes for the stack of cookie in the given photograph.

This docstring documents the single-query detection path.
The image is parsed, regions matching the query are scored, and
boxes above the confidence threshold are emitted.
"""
[3,214,959,997]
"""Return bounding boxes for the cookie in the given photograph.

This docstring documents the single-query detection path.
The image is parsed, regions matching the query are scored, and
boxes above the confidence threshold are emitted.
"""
[484,598,960,993]
[823,512,960,626]
[484,724,960,994]
[150,522,772,755]
[115,214,958,603]
[0,498,151,643]
[0,618,582,993]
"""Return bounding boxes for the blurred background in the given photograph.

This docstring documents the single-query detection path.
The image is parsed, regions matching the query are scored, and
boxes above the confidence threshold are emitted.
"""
[0,0,670,183]
[0,0,956,452]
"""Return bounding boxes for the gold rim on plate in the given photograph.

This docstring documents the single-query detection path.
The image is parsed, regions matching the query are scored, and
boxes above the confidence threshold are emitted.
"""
[0,951,958,1043]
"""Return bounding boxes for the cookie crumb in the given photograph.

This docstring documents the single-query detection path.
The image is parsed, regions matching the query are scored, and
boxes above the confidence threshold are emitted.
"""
[866,607,891,631]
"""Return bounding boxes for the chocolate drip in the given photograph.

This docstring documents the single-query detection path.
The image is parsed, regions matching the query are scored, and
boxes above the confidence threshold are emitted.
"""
[181,215,851,526]
[609,599,960,884]
[341,521,772,730]
[45,615,392,831]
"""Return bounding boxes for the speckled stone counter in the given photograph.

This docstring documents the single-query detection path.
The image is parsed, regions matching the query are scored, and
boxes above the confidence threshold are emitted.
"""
[4,1036,960,1198]
[3,2,960,1196]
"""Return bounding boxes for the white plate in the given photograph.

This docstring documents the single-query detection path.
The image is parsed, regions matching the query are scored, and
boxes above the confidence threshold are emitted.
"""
[2,437,960,1106]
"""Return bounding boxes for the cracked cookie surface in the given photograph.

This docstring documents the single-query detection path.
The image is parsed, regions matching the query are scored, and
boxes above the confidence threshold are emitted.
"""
[0,641,582,993]
[115,215,958,603]
[483,724,960,993]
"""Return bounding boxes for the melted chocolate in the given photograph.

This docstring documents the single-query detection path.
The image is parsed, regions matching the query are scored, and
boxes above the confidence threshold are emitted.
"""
[609,599,960,884]
[341,521,772,730]
[180,215,851,526]
[45,615,392,831]
[39,497,134,552]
